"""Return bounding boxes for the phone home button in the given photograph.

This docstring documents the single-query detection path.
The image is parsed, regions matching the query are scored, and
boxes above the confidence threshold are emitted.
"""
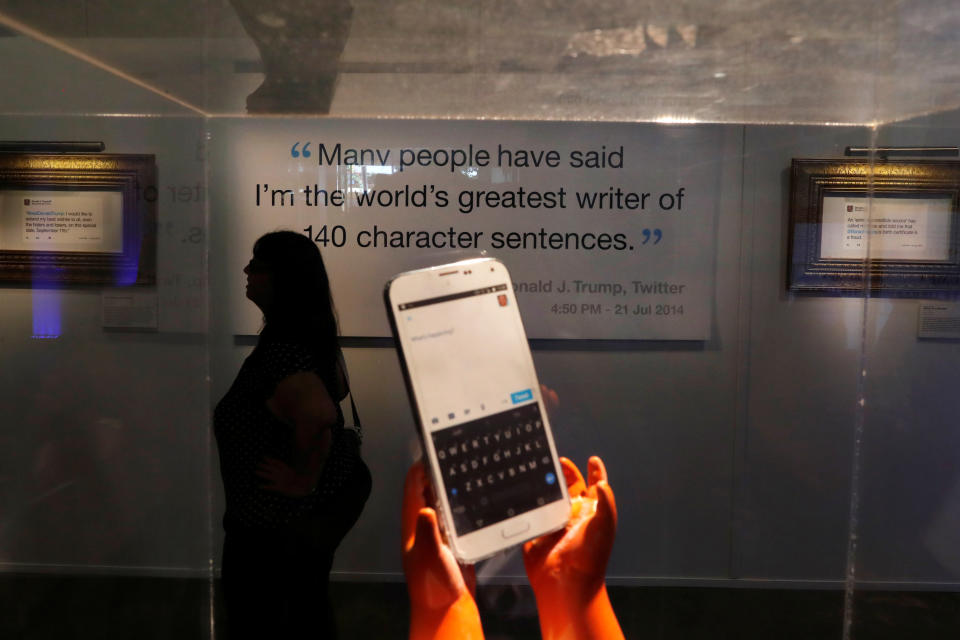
[501,520,531,539]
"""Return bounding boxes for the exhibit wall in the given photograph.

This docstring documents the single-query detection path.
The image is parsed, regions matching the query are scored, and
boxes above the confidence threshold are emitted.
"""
[858,111,960,585]
[0,114,210,575]
[0,23,213,576]
[0,0,955,598]
[2,104,958,589]
[2,2,960,637]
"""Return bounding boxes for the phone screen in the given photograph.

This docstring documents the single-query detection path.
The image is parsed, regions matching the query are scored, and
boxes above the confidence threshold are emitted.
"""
[389,262,566,541]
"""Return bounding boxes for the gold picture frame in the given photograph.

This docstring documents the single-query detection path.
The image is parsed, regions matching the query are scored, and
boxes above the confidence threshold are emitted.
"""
[0,153,156,286]
[789,158,960,297]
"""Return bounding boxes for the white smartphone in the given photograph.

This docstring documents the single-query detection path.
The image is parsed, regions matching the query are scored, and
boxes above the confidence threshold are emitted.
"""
[385,257,570,563]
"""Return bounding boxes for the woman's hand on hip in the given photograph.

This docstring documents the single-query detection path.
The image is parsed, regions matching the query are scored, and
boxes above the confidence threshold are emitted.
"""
[256,456,315,496]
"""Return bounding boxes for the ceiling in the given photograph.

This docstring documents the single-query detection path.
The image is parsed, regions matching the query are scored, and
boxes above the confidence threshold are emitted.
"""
[1,0,959,124]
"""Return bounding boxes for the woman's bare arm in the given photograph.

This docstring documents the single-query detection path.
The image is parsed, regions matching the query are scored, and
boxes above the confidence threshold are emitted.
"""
[258,371,337,495]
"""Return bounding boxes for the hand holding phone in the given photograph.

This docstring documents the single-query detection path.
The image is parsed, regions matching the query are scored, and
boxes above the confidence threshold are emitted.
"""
[523,456,624,640]
[402,462,483,640]
[386,258,570,562]
[401,456,624,640]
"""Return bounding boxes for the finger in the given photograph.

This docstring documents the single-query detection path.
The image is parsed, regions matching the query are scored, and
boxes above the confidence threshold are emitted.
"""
[460,562,477,597]
[402,463,429,552]
[594,480,617,529]
[586,455,609,490]
[539,384,559,412]
[559,457,586,497]
[582,480,617,571]
[406,461,429,506]
[414,507,444,557]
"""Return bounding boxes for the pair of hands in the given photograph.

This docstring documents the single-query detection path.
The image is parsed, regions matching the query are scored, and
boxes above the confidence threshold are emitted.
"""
[402,456,622,640]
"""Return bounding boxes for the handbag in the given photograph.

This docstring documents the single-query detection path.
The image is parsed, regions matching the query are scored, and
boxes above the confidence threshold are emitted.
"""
[306,359,372,548]
[313,392,365,498]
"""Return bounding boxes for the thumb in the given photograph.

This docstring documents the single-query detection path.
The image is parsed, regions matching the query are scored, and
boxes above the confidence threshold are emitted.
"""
[402,463,429,553]
[580,480,617,573]
[414,507,444,559]
[594,480,617,531]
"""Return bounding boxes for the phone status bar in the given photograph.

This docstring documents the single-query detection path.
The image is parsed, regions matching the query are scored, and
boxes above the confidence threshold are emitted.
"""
[398,284,508,311]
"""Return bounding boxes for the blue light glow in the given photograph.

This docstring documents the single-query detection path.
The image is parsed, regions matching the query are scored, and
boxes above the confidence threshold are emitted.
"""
[31,288,61,339]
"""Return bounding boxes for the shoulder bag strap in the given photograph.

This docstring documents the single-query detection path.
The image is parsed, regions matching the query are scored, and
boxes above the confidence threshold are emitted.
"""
[338,349,363,443]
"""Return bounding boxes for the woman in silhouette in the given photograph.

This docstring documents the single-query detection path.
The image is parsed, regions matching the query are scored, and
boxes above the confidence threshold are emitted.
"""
[215,230,370,639]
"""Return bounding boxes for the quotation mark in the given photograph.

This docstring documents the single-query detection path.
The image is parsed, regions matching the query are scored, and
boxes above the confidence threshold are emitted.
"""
[641,229,662,245]
[291,142,312,158]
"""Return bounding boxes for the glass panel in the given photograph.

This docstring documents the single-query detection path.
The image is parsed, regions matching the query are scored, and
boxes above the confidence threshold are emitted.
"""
[0,119,212,636]
[847,113,960,638]
[2,2,959,639]
[0,0,955,122]
[0,31,212,636]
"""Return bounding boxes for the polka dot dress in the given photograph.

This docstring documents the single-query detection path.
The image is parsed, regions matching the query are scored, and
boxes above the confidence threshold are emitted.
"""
[215,340,355,531]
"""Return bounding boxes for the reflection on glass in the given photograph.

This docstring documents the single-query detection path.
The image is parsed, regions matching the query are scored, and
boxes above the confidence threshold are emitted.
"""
[31,289,60,339]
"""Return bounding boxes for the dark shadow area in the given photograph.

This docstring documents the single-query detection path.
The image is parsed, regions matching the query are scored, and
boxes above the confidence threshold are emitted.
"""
[851,591,960,640]
[0,574,210,640]
[4,574,958,639]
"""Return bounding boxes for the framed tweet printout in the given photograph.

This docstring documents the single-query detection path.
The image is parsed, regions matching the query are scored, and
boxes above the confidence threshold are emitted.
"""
[789,159,960,297]
[0,154,156,286]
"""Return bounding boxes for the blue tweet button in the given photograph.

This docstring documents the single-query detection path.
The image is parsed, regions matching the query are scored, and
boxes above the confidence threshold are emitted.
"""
[511,389,533,404]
